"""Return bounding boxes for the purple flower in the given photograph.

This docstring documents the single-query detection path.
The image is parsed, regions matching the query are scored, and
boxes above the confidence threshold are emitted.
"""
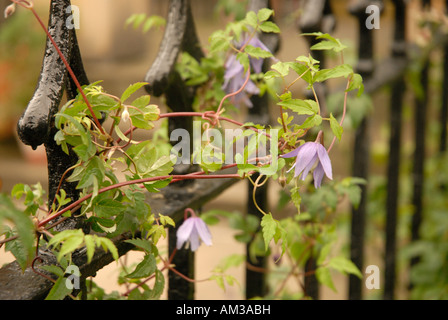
[281,142,333,188]
[176,217,212,252]
[222,35,271,108]
[245,36,271,74]
[223,54,260,108]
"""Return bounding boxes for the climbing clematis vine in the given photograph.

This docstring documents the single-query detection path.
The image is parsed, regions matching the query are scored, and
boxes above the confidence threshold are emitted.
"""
[222,34,272,108]
[176,211,213,252]
[281,141,333,188]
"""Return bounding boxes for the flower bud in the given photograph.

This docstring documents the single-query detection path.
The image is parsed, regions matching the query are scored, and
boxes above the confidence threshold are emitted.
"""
[121,107,130,123]
[4,3,16,19]
[279,176,287,188]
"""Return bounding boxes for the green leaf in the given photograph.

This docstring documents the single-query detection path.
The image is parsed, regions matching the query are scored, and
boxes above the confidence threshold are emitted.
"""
[128,141,174,178]
[11,183,26,199]
[245,11,258,28]
[290,186,302,212]
[55,113,90,146]
[310,41,347,52]
[129,103,160,130]
[289,241,310,264]
[84,235,95,264]
[48,229,83,247]
[316,267,337,292]
[72,142,96,162]
[314,64,353,83]
[304,32,347,52]
[244,44,273,59]
[260,213,277,251]
[142,177,172,193]
[329,113,343,141]
[87,93,119,114]
[73,156,105,190]
[141,15,166,33]
[296,54,320,71]
[219,254,246,271]
[347,73,364,96]
[271,61,290,77]
[159,214,175,227]
[211,274,225,291]
[0,194,36,269]
[328,256,363,279]
[209,32,230,53]
[139,154,175,178]
[114,124,139,144]
[263,70,280,80]
[94,199,126,218]
[125,13,146,29]
[236,52,250,73]
[278,91,292,101]
[148,269,165,299]
[4,236,29,270]
[45,277,73,300]
[146,224,166,244]
[126,254,157,279]
[298,114,322,129]
[58,234,84,262]
[125,238,154,253]
[121,82,148,102]
[277,99,317,115]
[130,95,150,109]
[259,21,280,33]
[257,8,273,22]
[38,265,65,278]
[317,243,332,266]
[96,237,119,261]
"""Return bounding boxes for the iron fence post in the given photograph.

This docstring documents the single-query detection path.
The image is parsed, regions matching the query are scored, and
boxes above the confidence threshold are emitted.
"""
[383,0,407,300]
[348,0,383,300]
[144,0,203,299]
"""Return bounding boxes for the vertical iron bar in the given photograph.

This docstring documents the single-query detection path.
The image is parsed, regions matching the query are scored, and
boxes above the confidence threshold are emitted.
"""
[144,0,203,299]
[440,44,448,153]
[246,172,269,299]
[439,1,448,154]
[408,0,430,293]
[348,0,382,300]
[298,0,335,300]
[383,0,407,301]
[168,230,195,300]
[245,87,270,300]
[244,0,279,299]
[17,0,88,232]
[165,71,197,301]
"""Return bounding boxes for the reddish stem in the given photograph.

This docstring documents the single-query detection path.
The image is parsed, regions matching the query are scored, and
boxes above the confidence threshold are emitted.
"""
[37,173,243,228]
[216,66,251,115]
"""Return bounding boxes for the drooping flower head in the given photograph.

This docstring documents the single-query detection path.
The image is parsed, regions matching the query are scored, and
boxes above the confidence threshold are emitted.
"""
[176,209,212,252]
[281,142,333,188]
[222,34,272,108]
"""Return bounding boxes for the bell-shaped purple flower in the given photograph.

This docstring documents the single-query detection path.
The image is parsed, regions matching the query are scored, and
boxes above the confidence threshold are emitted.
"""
[222,35,271,108]
[223,54,260,108]
[176,216,212,252]
[245,36,271,74]
[281,142,333,188]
